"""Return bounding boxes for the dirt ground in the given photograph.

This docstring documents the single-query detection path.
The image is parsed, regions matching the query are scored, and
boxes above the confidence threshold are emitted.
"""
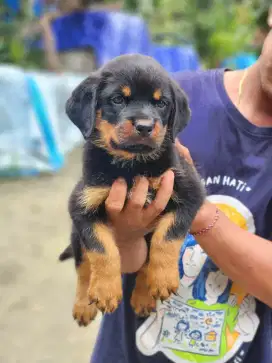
[0,147,101,363]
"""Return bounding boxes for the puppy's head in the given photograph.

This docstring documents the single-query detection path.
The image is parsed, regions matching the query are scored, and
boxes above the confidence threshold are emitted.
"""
[66,54,190,161]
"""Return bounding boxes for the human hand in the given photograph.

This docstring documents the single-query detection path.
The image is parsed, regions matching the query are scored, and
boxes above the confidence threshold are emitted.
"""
[39,12,60,30]
[106,140,193,246]
[175,139,194,165]
[106,170,174,246]
[105,170,174,273]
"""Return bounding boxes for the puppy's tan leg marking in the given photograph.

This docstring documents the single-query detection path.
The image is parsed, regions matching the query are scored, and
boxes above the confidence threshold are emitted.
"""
[73,253,98,327]
[87,223,122,314]
[147,176,162,190]
[79,186,110,211]
[147,212,184,301]
[131,264,156,317]
[147,173,179,203]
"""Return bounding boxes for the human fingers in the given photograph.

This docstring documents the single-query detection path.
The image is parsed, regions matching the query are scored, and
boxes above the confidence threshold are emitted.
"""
[125,176,149,212]
[175,139,193,165]
[144,170,174,224]
[105,178,127,221]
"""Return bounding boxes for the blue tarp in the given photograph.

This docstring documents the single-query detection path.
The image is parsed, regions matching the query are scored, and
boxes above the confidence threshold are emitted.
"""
[152,44,200,72]
[0,65,83,176]
[221,52,257,70]
[35,10,200,72]
[3,0,20,13]
[50,11,152,67]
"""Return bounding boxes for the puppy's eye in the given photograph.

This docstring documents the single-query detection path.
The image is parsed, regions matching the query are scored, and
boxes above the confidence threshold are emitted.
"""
[111,95,125,105]
[156,100,168,108]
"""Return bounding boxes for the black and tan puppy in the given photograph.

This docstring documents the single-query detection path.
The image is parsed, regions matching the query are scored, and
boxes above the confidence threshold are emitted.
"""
[60,54,205,326]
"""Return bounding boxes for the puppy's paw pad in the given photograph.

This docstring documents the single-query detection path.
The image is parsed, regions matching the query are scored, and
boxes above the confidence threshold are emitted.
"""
[73,299,98,327]
[131,289,156,317]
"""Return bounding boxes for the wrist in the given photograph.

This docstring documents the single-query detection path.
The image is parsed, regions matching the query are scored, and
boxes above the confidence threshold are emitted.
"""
[190,201,219,235]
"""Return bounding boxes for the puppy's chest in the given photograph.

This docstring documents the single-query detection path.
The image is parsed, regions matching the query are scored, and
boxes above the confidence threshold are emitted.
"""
[79,175,180,213]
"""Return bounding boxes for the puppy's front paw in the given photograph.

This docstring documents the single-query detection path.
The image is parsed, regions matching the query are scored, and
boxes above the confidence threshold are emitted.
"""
[88,276,123,314]
[147,264,179,301]
[131,287,156,317]
[73,298,98,327]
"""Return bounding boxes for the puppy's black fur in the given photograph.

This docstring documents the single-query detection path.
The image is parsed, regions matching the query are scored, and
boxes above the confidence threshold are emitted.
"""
[60,54,205,324]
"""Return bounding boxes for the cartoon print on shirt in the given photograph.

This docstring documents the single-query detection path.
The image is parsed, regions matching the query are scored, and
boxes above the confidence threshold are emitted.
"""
[177,238,207,302]
[136,195,260,363]
[193,260,232,306]
[234,295,259,342]
[174,319,190,343]
[189,330,202,347]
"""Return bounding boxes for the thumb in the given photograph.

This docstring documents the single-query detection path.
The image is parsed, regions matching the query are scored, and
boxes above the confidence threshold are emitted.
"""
[175,139,194,165]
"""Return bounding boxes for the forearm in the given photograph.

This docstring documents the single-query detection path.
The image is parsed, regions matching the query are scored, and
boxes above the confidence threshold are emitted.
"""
[40,20,62,72]
[193,202,272,307]
[118,238,147,274]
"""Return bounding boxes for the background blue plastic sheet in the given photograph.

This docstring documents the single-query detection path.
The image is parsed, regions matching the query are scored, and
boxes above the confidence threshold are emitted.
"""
[0,66,84,176]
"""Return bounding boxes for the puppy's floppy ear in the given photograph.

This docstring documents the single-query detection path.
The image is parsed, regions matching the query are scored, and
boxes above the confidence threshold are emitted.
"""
[169,80,191,142]
[66,72,100,139]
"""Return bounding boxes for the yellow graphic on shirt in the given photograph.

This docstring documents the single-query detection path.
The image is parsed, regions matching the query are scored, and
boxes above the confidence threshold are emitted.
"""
[209,196,256,352]
[216,203,247,230]
[208,194,255,233]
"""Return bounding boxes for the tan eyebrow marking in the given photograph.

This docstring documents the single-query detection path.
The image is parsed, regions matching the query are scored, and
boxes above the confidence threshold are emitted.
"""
[121,86,131,97]
[153,89,162,100]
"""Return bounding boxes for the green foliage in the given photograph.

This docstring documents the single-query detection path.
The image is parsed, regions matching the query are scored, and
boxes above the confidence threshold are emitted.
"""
[0,2,42,68]
[143,0,195,42]
[124,0,139,11]
[144,0,265,67]
[196,1,256,67]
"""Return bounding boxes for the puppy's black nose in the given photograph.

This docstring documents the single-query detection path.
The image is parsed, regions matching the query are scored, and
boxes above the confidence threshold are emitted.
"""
[135,120,154,137]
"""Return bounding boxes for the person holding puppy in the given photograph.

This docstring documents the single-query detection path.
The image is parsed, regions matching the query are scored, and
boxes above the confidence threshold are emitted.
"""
[91,31,272,363]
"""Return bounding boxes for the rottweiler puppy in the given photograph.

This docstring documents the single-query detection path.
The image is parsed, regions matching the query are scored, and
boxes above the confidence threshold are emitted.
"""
[59,54,205,326]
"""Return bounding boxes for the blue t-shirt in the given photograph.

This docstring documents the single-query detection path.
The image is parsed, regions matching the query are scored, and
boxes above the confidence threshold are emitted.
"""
[91,69,272,363]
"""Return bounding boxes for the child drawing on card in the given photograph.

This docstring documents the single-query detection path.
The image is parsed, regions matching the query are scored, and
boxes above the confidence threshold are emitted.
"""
[174,319,190,343]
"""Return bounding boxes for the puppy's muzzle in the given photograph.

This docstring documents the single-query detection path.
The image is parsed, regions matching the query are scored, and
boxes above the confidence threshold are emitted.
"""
[135,119,154,137]
[111,117,164,154]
